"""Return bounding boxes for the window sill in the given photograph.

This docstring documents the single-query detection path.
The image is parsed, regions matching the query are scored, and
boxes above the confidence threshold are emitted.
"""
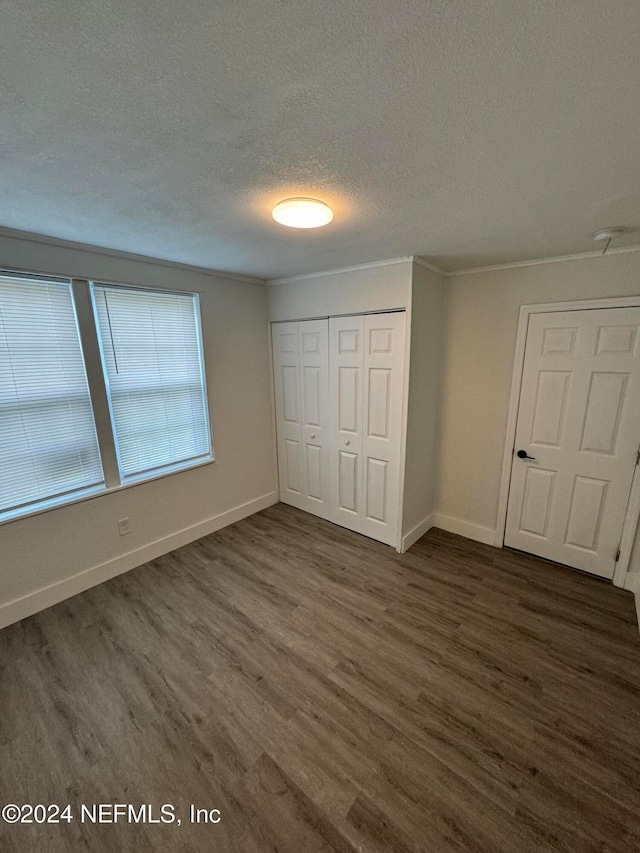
[0,456,215,527]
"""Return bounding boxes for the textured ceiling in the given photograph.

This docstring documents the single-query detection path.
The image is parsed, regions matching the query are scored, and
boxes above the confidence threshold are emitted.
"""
[1,0,640,278]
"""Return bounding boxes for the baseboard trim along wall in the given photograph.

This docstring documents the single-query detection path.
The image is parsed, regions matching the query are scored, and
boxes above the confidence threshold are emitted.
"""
[401,515,434,552]
[0,491,279,631]
[432,513,497,546]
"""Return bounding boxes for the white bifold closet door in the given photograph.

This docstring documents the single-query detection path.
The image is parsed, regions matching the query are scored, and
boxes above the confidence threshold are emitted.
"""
[272,320,331,519]
[272,311,405,547]
[329,312,405,546]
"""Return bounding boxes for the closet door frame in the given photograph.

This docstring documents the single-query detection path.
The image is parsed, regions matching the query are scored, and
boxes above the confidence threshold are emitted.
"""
[272,309,409,552]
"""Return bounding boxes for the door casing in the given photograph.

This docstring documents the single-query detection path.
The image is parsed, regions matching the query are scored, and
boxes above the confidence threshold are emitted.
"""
[497,296,640,588]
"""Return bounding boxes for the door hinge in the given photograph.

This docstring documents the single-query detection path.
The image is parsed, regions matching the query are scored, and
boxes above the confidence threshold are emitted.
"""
[615,547,621,562]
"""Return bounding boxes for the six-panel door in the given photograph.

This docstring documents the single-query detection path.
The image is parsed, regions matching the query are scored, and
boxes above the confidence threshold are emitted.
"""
[505,307,640,578]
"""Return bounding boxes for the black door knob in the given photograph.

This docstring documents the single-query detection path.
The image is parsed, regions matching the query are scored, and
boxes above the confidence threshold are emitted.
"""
[516,449,536,460]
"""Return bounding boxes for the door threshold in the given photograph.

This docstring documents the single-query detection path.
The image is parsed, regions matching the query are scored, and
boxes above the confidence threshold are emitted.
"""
[502,546,613,583]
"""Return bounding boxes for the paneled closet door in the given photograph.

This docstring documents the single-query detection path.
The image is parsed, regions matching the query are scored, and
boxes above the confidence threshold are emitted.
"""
[272,322,305,510]
[329,316,366,533]
[361,312,406,545]
[329,312,406,546]
[272,320,330,517]
[298,320,331,519]
[276,312,406,547]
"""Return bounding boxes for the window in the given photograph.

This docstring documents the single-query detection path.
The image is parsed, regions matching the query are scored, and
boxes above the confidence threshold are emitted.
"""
[0,273,104,518]
[92,284,212,481]
[0,272,212,523]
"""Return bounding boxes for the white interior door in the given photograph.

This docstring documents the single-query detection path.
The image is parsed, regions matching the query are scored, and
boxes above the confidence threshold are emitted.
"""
[361,312,406,545]
[272,322,304,510]
[505,307,640,578]
[299,319,330,519]
[329,315,365,532]
[329,312,405,546]
[272,320,330,516]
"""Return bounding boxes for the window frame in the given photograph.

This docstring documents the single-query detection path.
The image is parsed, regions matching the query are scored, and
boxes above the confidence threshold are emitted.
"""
[89,281,214,485]
[0,271,215,526]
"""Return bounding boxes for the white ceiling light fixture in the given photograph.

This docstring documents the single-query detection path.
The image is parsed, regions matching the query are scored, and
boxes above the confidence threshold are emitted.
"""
[272,197,334,229]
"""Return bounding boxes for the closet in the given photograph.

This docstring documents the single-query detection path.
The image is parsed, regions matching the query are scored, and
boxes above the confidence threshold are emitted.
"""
[272,311,406,547]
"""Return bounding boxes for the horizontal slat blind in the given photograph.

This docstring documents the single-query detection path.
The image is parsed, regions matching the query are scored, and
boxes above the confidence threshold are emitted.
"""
[0,274,104,515]
[92,284,211,480]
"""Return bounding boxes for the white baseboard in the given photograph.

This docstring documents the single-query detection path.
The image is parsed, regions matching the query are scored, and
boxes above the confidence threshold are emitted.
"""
[400,515,434,552]
[0,491,278,631]
[432,513,496,546]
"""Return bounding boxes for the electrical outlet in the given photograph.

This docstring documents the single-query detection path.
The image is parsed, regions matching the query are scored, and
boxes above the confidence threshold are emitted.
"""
[118,518,131,536]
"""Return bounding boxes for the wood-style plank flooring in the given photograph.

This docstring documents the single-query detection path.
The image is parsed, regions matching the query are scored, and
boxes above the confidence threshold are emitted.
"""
[1,503,640,852]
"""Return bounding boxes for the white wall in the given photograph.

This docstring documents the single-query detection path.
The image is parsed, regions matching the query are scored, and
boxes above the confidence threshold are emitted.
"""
[267,259,412,321]
[437,251,640,569]
[0,231,276,627]
[402,262,445,538]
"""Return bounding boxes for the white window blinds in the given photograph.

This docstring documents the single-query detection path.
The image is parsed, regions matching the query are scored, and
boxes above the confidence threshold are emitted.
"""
[92,284,212,481]
[0,273,104,517]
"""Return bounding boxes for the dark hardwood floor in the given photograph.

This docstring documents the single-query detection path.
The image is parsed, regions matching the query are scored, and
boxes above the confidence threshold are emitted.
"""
[1,503,640,852]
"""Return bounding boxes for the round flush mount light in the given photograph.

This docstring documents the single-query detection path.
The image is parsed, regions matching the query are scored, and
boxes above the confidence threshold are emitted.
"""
[272,197,333,229]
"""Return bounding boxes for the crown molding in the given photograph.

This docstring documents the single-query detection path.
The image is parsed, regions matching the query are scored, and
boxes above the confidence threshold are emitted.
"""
[411,256,448,276]
[0,226,265,285]
[4,224,639,285]
[267,256,414,286]
[268,245,640,283]
[447,243,640,277]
